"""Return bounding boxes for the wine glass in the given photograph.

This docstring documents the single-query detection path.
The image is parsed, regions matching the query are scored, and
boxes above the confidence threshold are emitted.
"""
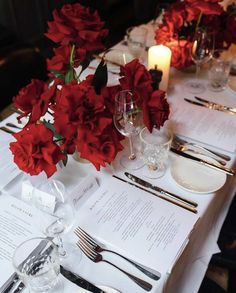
[12,237,62,293]
[185,28,213,94]
[32,179,81,262]
[113,89,144,170]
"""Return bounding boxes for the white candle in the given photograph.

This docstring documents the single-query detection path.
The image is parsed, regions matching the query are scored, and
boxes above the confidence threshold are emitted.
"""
[148,45,172,91]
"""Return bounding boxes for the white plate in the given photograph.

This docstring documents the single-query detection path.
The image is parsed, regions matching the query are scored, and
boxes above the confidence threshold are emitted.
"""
[170,156,227,194]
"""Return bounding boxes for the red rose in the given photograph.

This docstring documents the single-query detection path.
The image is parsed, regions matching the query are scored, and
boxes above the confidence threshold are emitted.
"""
[143,90,169,132]
[47,45,86,76]
[9,124,65,177]
[75,127,123,170]
[13,79,57,124]
[119,59,153,102]
[45,3,108,52]
[167,40,193,69]
[155,24,173,44]
[185,0,223,16]
[53,76,113,154]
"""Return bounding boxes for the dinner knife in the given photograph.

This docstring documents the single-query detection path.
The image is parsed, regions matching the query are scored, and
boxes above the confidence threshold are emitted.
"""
[171,147,235,176]
[113,175,198,213]
[184,98,235,114]
[124,172,198,207]
[60,266,106,293]
[195,96,236,113]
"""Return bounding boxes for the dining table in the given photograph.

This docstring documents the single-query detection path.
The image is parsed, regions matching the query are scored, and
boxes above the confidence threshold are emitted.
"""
[1,21,236,293]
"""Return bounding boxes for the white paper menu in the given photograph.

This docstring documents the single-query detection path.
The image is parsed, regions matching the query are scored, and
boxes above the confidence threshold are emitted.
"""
[169,95,236,153]
[0,194,44,288]
[76,176,199,275]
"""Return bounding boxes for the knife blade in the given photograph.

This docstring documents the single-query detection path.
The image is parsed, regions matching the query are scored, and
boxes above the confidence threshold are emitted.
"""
[113,175,198,213]
[171,147,235,176]
[124,172,198,207]
[195,96,236,113]
[60,266,105,293]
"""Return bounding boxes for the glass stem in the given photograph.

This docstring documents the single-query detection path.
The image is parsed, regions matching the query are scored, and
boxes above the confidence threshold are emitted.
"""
[56,235,67,257]
[195,63,200,80]
[128,136,136,160]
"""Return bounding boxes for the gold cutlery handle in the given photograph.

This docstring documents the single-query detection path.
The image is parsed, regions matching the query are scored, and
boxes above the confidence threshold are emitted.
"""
[201,161,235,176]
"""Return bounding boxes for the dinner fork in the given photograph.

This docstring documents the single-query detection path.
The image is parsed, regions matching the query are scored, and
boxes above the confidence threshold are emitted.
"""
[173,135,231,161]
[77,240,152,291]
[171,141,226,166]
[75,227,160,280]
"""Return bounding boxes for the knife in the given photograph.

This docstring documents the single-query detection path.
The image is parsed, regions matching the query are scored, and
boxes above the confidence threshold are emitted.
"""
[184,98,235,115]
[60,266,106,293]
[125,172,198,207]
[195,96,236,114]
[171,147,235,176]
[113,175,198,213]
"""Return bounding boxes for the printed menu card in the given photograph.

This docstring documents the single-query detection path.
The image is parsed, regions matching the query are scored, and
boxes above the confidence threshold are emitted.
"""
[76,176,199,276]
[0,194,44,289]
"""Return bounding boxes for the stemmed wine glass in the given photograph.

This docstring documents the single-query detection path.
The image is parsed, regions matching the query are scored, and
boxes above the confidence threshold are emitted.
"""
[32,179,81,263]
[113,90,144,170]
[185,28,214,94]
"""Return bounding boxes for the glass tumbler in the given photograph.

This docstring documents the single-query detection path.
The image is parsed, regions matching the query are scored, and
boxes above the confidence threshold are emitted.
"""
[12,237,62,293]
[140,126,172,178]
[208,50,232,91]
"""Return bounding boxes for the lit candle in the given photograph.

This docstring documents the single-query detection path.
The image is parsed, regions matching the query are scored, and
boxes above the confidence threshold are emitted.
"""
[148,45,172,91]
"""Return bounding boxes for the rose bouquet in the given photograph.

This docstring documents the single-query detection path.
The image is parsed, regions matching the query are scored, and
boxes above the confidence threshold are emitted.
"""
[9,3,170,178]
[155,0,236,69]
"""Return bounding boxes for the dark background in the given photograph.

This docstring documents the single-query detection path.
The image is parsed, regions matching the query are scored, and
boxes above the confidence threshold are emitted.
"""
[0,0,174,110]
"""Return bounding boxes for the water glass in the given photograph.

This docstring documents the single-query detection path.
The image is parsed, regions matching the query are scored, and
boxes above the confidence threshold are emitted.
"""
[126,26,147,60]
[208,51,232,91]
[140,127,172,178]
[12,237,62,293]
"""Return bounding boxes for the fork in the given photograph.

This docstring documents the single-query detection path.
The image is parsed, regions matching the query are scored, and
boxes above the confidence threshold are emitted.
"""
[77,241,152,291]
[75,227,160,280]
[171,141,226,166]
[173,135,231,161]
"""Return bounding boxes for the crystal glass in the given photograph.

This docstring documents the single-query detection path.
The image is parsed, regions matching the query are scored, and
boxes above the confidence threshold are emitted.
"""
[126,26,147,61]
[12,237,62,293]
[185,28,213,94]
[140,126,172,178]
[32,179,80,262]
[113,90,144,170]
[208,50,232,92]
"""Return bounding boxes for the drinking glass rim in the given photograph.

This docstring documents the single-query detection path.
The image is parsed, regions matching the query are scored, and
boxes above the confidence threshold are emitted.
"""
[140,126,173,146]
[115,89,140,105]
[12,237,57,275]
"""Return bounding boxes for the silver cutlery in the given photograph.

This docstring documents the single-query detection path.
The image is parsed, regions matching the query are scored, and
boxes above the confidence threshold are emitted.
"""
[173,135,231,161]
[124,172,198,207]
[171,147,235,176]
[172,141,227,166]
[113,175,198,213]
[184,98,235,115]
[74,227,161,281]
[195,96,236,114]
[77,240,153,291]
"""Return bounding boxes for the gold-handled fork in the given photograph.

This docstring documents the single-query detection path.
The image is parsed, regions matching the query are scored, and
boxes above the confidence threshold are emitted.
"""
[75,227,160,280]
[173,135,231,161]
[77,240,152,291]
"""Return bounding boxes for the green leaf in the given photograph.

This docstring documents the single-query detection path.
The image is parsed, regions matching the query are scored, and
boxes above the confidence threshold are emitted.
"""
[92,58,108,94]
[62,153,68,166]
[43,120,63,141]
[50,69,65,82]
[65,68,75,84]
